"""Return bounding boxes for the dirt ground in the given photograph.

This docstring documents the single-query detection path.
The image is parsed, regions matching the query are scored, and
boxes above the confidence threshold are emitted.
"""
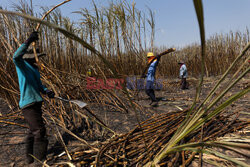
[0,76,249,167]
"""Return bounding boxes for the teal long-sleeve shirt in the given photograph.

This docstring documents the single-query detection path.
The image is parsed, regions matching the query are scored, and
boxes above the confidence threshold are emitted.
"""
[13,43,47,109]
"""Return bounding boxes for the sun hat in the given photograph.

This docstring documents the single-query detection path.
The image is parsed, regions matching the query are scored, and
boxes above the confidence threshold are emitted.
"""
[147,52,154,58]
[23,49,46,59]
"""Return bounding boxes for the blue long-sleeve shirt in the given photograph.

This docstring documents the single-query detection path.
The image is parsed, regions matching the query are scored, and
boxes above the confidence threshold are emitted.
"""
[179,64,188,78]
[146,59,159,82]
[13,43,47,109]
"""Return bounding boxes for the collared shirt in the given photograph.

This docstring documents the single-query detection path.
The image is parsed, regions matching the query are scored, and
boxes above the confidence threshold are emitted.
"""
[180,64,188,78]
[13,43,47,109]
[146,59,159,82]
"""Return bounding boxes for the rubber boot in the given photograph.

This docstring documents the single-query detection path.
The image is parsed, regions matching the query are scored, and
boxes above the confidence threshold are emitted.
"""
[25,136,34,164]
[151,101,158,107]
[33,138,48,162]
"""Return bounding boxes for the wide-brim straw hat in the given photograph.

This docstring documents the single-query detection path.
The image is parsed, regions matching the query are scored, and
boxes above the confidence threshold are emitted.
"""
[23,48,46,59]
[147,52,154,57]
[23,53,46,59]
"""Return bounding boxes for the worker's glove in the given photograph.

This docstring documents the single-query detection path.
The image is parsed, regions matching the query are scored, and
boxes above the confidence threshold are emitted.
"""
[46,89,55,98]
[141,74,146,78]
[157,56,161,61]
[24,31,39,45]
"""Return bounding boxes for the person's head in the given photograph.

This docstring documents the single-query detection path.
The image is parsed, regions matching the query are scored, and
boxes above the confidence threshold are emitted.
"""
[23,49,46,68]
[178,60,184,65]
[147,52,155,64]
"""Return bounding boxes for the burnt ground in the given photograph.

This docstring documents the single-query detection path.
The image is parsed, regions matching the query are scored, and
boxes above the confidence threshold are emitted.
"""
[0,76,249,167]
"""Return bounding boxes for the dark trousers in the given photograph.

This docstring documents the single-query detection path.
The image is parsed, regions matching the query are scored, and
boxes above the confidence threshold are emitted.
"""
[181,78,188,90]
[146,81,157,102]
[22,102,46,141]
[22,102,48,163]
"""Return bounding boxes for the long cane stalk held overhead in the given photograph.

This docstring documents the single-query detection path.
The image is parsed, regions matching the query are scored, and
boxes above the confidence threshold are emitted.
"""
[32,0,72,68]
[140,48,176,78]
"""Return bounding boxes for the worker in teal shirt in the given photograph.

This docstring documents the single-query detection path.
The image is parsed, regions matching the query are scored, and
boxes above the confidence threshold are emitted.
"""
[13,31,54,164]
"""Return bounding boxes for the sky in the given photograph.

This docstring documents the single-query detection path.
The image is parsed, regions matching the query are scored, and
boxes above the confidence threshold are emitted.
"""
[1,0,250,48]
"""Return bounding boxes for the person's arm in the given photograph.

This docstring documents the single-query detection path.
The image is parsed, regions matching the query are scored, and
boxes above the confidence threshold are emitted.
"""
[39,81,55,98]
[180,66,184,78]
[13,32,39,65]
[157,55,161,61]
[41,85,55,98]
[39,81,48,94]
[183,65,187,77]
[13,44,28,65]
[36,72,55,98]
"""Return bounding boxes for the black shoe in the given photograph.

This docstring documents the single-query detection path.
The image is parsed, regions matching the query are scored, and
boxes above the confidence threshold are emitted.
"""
[161,98,167,101]
[151,101,158,107]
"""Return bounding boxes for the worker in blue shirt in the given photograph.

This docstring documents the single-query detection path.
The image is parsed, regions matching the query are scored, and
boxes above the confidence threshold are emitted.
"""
[145,52,160,106]
[178,60,188,89]
[13,31,55,164]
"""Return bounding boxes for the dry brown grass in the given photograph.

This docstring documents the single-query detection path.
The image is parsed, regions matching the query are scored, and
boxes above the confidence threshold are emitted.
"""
[0,1,249,166]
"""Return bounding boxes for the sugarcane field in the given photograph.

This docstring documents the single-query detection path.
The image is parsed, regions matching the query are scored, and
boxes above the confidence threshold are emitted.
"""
[0,0,249,167]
